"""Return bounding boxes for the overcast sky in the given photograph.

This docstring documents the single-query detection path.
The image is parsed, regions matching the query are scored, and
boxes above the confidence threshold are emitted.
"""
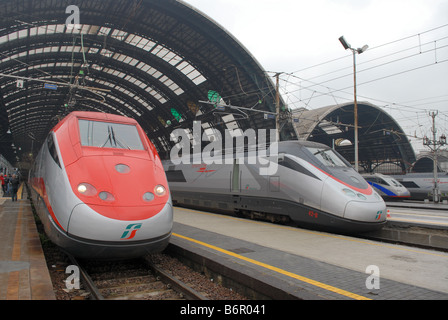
[183,0,448,153]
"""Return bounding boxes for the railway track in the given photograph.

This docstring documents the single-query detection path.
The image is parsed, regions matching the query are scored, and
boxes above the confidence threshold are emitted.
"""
[67,254,209,300]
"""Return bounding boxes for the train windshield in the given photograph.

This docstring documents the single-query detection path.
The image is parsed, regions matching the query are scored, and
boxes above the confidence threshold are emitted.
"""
[307,147,349,168]
[383,176,403,187]
[79,120,145,150]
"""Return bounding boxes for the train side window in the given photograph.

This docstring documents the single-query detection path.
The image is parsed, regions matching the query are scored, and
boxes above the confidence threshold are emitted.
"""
[47,134,61,168]
[401,181,420,188]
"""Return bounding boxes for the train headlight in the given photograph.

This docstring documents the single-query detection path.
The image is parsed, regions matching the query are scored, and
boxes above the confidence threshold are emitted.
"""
[342,188,356,198]
[143,192,155,202]
[77,183,97,196]
[99,191,115,202]
[357,193,367,200]
[154,185,166,197]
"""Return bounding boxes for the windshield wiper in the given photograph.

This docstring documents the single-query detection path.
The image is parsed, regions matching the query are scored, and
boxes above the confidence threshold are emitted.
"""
[100,126,113,148]
[110,126,131,150]
[98,126,132,149]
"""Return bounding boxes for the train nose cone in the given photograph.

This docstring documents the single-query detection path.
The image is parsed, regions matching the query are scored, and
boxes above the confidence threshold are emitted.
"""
[344,200,387,223]
[67,201,173,242]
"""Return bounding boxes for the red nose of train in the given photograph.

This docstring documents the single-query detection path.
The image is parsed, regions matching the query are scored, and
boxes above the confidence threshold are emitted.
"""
[67,154,169,221]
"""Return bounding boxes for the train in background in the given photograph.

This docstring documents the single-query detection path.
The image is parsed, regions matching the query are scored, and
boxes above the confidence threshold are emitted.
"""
[388,153,448,201]
[164,140,387,234]
[29,111,172,259]
[391,172,448,201]
[362,173,410,200]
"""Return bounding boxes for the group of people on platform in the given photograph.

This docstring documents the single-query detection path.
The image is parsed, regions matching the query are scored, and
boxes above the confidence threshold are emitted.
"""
[0,172,20,201]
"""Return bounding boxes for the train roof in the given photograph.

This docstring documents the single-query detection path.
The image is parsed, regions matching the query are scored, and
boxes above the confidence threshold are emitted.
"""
[277,140,329,150]
[52,111,139,132]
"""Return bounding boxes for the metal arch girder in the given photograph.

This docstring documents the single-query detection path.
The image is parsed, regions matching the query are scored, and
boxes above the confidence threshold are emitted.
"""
[292,102,416,171]
[0,0,287,164]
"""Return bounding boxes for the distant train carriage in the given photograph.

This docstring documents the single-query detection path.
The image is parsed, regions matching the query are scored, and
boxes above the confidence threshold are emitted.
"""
[391,173,448,201]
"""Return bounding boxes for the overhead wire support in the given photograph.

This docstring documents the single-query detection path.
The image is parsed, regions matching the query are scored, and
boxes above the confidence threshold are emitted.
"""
[0,72,111,93]
[423,111,447,203]
[198,100,276,115]
[274,72,282,142]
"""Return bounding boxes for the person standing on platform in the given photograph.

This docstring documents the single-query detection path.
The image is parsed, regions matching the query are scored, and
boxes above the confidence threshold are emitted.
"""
[6,174,12,196]
[0,174,4,197]
[10,174,19,202]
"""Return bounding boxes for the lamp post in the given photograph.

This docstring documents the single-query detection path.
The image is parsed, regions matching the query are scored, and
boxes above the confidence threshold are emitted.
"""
[339,36,368,172]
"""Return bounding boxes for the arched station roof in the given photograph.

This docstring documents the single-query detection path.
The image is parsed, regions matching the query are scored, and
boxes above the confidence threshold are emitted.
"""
[292,101,416,173]
[412,152,448,173]
[0,0,295,166]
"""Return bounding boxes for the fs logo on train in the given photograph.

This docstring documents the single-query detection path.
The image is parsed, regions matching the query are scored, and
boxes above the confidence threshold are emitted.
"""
[120,223,143,240]
[375,210,383,220]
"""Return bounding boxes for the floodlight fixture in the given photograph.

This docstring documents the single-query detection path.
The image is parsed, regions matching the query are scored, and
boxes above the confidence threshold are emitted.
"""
[339,36,350,50]
[357,44,369,54]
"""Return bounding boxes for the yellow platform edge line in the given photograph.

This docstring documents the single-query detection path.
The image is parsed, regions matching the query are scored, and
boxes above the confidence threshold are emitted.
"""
[172,232,371,300]
[0,182,24,200]
[17,183,24,200]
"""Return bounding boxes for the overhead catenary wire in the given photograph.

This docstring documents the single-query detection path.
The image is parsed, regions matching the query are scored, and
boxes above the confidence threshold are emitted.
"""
[277,56,448,114]
[278,23,448,115]
[289,23,448,76]
[302,36,448,84]
[281,45,448,106]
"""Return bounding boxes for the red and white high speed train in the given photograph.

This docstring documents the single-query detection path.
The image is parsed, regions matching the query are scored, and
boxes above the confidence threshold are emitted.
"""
[29,111,172,259]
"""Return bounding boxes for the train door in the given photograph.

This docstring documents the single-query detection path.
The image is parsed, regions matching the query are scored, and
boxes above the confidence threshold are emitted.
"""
[231,159,240,192]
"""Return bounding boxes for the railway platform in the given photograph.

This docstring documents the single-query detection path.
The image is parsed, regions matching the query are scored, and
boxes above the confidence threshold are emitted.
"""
[0,184,55,300]
[386,200,448,211]
[169,206,448,300]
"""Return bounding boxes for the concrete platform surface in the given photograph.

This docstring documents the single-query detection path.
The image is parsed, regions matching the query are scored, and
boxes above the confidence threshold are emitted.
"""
[172,206,448,299]
[0,197,55,300]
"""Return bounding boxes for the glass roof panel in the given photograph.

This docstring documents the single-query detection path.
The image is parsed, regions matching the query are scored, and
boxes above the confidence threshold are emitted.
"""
[0,23,207,99]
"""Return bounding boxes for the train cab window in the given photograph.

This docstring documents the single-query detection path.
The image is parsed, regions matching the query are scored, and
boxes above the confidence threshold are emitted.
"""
[47,134,61,168]
[79,120,144,150]
[386,178,402,187]
[306,147,348,168]
[366,177,379,184]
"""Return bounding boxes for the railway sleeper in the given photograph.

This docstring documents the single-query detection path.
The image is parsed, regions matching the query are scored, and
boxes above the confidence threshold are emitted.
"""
[99,281,181,300]
[94,275,156,289]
